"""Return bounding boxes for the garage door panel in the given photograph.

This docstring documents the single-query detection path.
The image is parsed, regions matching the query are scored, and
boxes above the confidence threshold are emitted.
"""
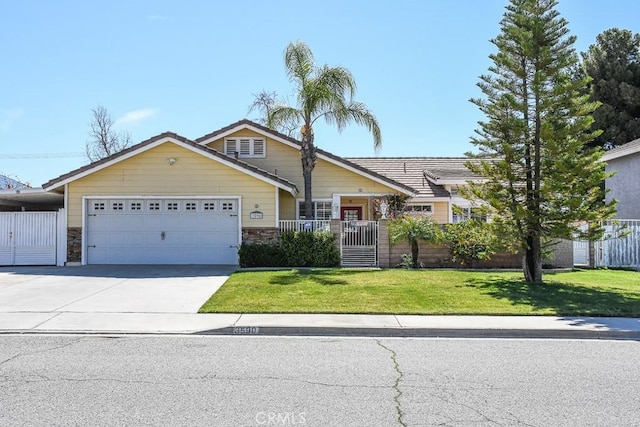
[86,198,239,265]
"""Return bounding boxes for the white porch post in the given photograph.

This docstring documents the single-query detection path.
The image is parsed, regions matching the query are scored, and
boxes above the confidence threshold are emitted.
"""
[331,194,341,219]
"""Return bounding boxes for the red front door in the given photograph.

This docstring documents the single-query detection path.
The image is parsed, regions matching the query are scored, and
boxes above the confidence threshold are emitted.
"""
[341,207,362,221]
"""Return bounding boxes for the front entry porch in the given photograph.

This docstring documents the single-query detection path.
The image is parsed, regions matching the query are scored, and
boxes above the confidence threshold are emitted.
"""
[278,219,383,268]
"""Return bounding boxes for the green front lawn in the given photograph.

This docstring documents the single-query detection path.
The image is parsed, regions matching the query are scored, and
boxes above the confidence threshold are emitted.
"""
[199,269,640,316]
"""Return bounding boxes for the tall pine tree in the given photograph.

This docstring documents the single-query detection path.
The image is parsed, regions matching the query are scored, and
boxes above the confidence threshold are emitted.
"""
[466,0,616,283]
[581,28,640,148]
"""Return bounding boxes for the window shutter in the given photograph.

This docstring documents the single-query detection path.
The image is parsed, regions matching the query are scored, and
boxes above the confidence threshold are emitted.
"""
[239,139,251,156]
[253,139,265,156]
[226,139,237,156]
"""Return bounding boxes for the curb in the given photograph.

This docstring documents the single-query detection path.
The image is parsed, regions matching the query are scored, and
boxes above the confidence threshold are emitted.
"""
[2,327,640,340]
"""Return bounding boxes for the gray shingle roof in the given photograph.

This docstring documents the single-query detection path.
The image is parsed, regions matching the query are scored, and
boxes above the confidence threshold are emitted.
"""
[346,157,483,201]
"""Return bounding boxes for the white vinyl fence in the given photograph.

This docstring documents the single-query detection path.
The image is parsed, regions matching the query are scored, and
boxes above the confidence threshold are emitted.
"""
[594,220,640,269]
[0,210,66,266]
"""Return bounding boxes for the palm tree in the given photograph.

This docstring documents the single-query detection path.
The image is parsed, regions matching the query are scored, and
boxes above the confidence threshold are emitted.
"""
[389,215,442,269]
[268,41,382,220]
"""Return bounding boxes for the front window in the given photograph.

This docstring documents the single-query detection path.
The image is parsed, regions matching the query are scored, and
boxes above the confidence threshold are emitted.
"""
[406,204,433,214]
[298,201,332,220]
[452,206,488,223]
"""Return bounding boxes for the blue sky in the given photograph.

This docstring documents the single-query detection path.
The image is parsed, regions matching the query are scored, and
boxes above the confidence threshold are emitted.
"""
[1,0,638,186]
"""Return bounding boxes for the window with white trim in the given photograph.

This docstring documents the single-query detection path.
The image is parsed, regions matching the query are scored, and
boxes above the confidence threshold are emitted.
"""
[452,206,488,223]
[93,202,105,211]
[166,202,179,211]
[203,202,216,211]
[184,202,197,211]
[298,201,332,220]
[406,204,433,214]
[148,202,161,211]
[225,137,266,158]
[129,202,142,211]
[111,202,124,211]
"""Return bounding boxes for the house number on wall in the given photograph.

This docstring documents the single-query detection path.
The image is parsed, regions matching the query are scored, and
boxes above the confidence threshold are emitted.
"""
[250,211,263,219]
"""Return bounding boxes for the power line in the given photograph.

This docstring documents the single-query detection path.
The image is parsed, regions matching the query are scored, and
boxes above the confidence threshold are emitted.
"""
[0,152,85,159]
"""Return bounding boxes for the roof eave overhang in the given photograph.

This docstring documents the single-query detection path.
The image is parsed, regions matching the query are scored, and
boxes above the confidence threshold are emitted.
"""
[43,137,298,196]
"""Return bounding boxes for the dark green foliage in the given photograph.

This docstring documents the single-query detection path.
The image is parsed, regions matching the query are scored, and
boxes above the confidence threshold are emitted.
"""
[580,28,640,148]
[238,243,285,268]
[443,220,500,267]
[239,232,340,268]
[280,231,341,267]
[467,0,617,283]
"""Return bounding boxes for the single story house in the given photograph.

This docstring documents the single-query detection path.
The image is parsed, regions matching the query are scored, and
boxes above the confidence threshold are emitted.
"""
[0,119,569,268]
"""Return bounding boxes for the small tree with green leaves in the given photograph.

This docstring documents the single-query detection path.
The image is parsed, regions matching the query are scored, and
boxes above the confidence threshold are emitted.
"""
[389,215,442,269]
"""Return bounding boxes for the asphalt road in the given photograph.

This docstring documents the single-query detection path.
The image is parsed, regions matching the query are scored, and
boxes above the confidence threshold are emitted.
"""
[1,336,638,426]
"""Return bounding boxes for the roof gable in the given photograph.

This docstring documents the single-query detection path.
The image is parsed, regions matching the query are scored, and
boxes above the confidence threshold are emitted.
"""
[196,119,416,195]
[43,131,298,195]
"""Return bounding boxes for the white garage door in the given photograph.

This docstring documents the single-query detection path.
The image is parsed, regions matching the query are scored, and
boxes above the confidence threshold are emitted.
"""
[86,198,239,265]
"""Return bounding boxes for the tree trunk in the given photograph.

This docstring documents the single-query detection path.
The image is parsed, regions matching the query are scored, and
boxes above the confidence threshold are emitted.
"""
[300,129,317,220]
[523,235,543,283]
[411,240,419,269]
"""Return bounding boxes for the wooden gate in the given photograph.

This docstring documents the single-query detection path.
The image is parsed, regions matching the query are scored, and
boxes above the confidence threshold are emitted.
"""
[341,221,378,267]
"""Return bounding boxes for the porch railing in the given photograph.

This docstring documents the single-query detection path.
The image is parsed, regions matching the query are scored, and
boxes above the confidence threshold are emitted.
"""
[279,220,331,233]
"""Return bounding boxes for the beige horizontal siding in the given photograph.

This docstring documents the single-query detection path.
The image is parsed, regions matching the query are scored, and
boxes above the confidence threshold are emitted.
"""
[67,142,276,228]
[207,130,401,198]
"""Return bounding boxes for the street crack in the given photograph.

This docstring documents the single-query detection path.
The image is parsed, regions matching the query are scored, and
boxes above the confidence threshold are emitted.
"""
[377,340,407,427]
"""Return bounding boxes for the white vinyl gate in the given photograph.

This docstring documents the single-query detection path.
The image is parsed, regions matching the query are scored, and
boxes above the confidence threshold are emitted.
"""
[0,211,65,266]
[341,221,378,267]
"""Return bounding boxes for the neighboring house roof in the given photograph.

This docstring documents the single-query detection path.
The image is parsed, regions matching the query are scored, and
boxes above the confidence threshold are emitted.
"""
[0,174,28,190]
[601,138,640,162]
[42,131,299,196]
[196,119,417,196]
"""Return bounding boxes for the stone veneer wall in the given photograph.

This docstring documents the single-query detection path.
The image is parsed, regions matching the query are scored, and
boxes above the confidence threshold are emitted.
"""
[389,241,522,269]
[67,227,82,263]
[242,228,280,246]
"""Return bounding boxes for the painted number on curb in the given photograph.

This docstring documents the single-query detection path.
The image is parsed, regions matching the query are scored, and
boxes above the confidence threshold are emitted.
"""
[233,326,260,335]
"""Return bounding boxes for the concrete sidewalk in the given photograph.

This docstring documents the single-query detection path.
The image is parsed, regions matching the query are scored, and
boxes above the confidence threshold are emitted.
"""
[2,312,640,339]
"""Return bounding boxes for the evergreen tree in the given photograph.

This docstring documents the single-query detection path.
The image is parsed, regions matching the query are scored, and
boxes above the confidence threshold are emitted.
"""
[466,0,616,283]
[581,28,640,148]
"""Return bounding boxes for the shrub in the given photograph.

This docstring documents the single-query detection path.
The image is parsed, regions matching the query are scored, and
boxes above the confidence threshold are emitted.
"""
[238,243,284,267]
[280,231,341,267]
[239,231,340,268]
[443,220,499,267]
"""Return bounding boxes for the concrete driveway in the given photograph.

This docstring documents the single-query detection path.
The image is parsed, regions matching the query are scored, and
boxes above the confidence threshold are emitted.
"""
[0,265,237,332]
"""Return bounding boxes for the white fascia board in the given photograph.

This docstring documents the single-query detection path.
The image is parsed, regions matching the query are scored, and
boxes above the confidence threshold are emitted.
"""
[199,124,414,196]
[601,144,640,162]
[434,178,486,185]
[44,137,297,197]
[407,197,451,203]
